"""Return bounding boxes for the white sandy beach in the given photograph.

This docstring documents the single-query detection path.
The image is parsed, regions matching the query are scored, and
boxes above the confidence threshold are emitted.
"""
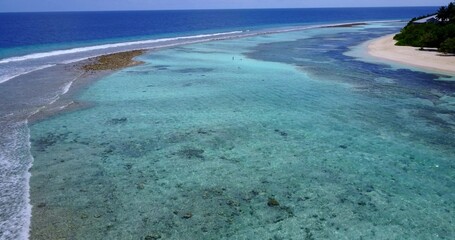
[368,34,455,75]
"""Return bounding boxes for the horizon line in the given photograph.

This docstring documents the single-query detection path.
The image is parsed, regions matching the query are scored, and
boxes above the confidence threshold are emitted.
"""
[0,5,441,14]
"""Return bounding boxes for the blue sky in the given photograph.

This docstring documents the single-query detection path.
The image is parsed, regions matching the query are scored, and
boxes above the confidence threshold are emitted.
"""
[0,0,451,12]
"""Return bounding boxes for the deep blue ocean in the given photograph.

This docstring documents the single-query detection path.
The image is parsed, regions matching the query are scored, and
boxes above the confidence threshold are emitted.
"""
[0,7,438,52]
[2,7,454,240]
[0,7,439,84]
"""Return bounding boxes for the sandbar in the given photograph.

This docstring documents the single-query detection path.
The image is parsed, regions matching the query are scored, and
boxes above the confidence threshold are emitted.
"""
[82,50,145,72]
[368,34,455,75]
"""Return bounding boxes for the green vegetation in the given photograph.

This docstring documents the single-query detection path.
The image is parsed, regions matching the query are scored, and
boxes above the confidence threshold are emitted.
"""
[440,38,455,53]
[394,1,455,53]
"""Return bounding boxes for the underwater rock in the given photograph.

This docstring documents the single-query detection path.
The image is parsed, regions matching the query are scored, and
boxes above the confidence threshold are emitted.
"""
[242,190,260,202]
[182,212,193,219]
[197,128,210,135]
[101,145,116,156]
[36,202,46,208]
[114,139,157,158]
[297,196,311,202]
[175,67,214,73]
[154,65,170,71]
[274,129,288,137]
[363,185,375,193]
[179,148,204,159]
[267,197,280,207]
[281,206,295,217]
[107,117,127,125]
[144,232,162,240]
[305,228,315,240]
[33,132,70,151]
[226,199,240,207]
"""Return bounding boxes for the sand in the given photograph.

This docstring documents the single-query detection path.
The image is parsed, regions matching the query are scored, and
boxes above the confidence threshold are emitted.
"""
[368,34,455,75]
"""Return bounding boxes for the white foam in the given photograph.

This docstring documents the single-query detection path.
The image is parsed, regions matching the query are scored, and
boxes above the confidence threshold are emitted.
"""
[24,72,84,120]
[0,64,56,84]
[57,101,75,110]
[0,20,401,66]
[61,57,91,64]
[0,31,244,86]
[60,72,84,97]
[0,21,401,86]
[22,121,32,240]
[61,81,73,95]
[0,31,243,64]
[0,19,406,240]
[0,120,32,240]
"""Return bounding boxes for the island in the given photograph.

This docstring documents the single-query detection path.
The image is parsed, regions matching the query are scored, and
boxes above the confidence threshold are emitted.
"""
[368,1,455,74]
[394,1,455,53]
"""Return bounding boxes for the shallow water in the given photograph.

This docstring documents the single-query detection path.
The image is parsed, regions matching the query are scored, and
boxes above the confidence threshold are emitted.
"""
[29,23,455,239]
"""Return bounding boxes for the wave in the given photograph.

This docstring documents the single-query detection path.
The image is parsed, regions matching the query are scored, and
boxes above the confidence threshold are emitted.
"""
[0,31,243,64]
[0,64,56,84]
[0,120,32,240]
[0,20,400,66]
[0,73,86,239]
[0,20,402,66]
[0,21,402,86]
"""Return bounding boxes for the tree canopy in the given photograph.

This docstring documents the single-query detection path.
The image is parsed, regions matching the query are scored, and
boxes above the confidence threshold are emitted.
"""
[437,2,455,23]
[394,1,455,53]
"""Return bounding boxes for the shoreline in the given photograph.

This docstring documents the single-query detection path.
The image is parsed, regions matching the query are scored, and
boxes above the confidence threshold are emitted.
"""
[368,34,455,75]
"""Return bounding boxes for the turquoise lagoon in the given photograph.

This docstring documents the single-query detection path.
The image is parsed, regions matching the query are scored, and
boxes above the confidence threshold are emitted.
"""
[29,23,454,239]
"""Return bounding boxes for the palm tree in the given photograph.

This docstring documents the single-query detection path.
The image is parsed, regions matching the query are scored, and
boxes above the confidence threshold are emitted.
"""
[438,2,455,23]
[448,2,455,23]
[437,6,448,22]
